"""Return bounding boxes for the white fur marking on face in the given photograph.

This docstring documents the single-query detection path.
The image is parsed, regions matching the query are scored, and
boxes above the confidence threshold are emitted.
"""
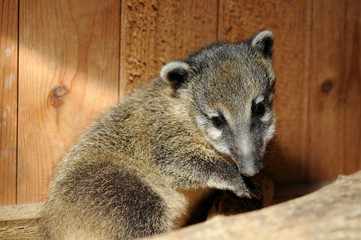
[260,112,272,122]
[196,115,206,127]
[196,115,231,156]
[213,144,231,156]
[207,112,220,118]
[255,96,264,104]
[265,123,275,141]
[251,30,273,48]
[160,61,190,81]
[221,108,233,127]
[239,137,252,156]
[268,93,275,102]
[208,127,222,139]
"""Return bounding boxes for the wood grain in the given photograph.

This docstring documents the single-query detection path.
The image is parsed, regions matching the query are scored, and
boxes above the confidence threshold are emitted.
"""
[0,204,42,240]
[120,0,218,98]
[144,171,361,240]
[0,179,342,239]
[0,219,41,240]
[308,0,360,180]
[218,0,312,183]
[0,203,42,221]
[17,0,120,204]
[0,0,18,206]
[340,0,361,175]
[0,0,360,205]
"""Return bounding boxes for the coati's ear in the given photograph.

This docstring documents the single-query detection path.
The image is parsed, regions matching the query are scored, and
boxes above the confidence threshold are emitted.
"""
[248,30,274,59]
[160,61,190,89]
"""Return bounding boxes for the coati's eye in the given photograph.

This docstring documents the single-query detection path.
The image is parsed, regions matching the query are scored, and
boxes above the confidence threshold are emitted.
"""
[211,115,225,128]
[252,102,266,117]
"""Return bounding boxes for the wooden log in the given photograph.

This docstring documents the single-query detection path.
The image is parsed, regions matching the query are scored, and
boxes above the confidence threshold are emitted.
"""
[143,171,361,240]
[0,203,42,240]
[1,172,359,239]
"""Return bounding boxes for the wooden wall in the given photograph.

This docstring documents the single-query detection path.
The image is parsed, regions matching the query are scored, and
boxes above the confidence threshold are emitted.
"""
[0,0,360,205]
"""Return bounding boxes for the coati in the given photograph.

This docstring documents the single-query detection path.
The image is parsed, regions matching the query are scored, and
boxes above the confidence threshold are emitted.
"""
[40,30,276,240]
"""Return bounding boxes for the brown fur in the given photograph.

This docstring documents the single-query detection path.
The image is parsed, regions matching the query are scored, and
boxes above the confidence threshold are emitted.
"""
[40,30,276,240]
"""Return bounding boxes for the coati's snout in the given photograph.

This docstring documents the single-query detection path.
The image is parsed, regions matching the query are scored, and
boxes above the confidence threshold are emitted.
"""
[226,132,265,177]
[239,154,262,177]
[231,148,263,177]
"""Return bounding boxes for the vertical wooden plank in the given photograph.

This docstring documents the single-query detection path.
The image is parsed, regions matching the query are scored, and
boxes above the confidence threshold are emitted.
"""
[0,0,18,206]
[218,0,312,183]
[341,0,361,175]
[120,0,218,98]
[18,0,120,203]
[308,0,347,180]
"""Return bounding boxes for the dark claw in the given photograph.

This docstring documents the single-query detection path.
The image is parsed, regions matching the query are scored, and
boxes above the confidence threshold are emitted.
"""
[250,187,263,200]
[243,176,263,200]
[244,192,251,199]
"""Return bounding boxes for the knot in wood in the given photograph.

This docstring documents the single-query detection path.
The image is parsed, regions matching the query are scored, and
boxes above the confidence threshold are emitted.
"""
[49,85,68,108]
[321,80,333,93]
[53,86,67,99]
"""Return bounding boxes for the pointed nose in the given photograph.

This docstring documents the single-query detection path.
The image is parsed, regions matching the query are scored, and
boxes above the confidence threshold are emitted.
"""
[242,162,260,177]
[232,134,263,176]
[234,153,262,177]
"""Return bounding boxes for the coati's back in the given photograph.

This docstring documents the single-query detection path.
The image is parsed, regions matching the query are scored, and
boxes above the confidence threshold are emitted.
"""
[41,30,276,240]
[41,81,191,239]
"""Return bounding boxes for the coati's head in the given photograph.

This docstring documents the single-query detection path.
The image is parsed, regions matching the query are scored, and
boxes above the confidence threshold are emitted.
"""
[160,31,276,177]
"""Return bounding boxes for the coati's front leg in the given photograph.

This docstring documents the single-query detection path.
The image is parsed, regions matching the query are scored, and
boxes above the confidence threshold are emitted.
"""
[154,143,259,199]
[202,155,257,198]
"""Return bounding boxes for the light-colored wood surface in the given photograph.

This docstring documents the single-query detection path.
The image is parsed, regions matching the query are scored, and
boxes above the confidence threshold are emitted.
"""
[143,171,361,240]
[0,173,357,240]
[0,203,42,221]
[0,203,42,239]
[0,0,360,205]
[0,219,41,240]
[0,0,18,206]
[0,180,328,239]
[120,0,218,98]
[17,0,119,203]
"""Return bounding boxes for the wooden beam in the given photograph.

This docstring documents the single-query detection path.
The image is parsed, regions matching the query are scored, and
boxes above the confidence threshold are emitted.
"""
[0,203,42,240]
[0,0,18,206]
[17,0,120,204]
[0,203,42,222]
[120,0,217,98]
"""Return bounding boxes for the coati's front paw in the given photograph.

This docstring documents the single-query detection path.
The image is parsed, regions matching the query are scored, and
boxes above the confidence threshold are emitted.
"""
[232,176,262,199]
[232,185,252,199]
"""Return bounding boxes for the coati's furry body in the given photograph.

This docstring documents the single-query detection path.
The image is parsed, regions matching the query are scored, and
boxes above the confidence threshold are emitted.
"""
[41,30,276,240]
